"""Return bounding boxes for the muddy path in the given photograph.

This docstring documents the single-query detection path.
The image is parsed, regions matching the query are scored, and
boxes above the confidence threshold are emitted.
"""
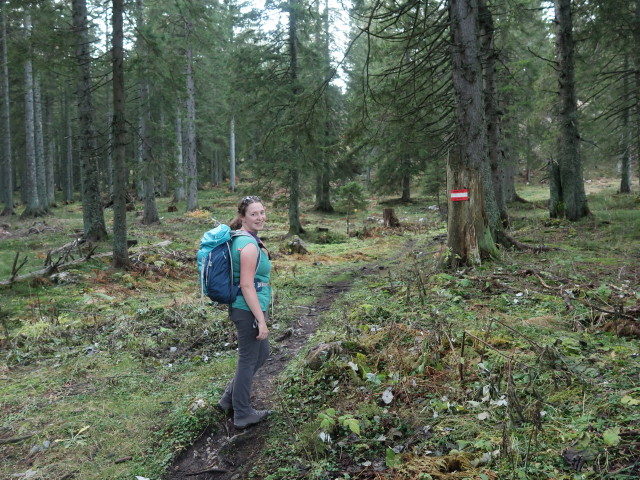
[166,238,422,480]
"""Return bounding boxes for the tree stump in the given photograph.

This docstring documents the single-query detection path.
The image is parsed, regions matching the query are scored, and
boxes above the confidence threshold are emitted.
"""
[286,236,309,255]
[383,208,400,227]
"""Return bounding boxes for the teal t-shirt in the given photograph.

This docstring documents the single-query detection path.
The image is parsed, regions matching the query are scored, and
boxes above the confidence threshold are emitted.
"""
[231,235,272,312]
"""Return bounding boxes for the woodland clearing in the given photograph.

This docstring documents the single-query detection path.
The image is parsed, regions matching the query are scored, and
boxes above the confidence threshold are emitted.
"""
[0,180,639,480]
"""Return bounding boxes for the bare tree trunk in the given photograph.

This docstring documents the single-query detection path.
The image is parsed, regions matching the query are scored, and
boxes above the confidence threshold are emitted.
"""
[549,0,590,220]
[479,0,508,228]
[33,74,49,210]
[635,1,640,187]
[136,0,159,225]
[103,8,113,195]
[112,0,129,268]
[45,93,55,206]
[63,85,74,203]
[401,157,411,202]
[446,0,498,268]
[620,55,632,194]
[229,116,236,192]
[173,104,185,202]
[315,169,333,212]
[21,15,46,218]
[139,82,159,224]
[287,0,303,235]
[73,0,108,241]
[184,23,198,212]
[0,1,13,216]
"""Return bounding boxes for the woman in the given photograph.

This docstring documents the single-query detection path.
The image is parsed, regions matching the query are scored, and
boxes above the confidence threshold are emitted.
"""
[217,196,272,429]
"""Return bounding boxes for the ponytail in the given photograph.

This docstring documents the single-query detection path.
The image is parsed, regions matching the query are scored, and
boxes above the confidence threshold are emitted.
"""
[229,217,243,230]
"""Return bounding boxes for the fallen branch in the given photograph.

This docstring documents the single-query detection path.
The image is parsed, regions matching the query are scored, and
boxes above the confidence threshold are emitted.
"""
[0,434,34,445]
[0,247,102,286]
[9,252,28,282]
[1,241,172,286]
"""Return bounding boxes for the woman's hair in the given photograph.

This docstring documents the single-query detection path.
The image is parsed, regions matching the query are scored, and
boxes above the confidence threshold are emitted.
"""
[229,195,262,230]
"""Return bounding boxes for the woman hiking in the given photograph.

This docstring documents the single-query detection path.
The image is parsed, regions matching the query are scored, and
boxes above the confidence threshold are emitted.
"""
[217,195,272,429]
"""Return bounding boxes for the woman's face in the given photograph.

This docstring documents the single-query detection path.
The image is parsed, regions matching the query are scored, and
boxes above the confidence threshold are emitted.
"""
[242,202,266,232]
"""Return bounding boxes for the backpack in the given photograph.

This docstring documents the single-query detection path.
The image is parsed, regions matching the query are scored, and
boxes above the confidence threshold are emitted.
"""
[197,224,261,304]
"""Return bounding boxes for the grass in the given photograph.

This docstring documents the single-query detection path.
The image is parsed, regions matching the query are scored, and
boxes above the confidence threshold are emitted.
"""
[1,180,639,479]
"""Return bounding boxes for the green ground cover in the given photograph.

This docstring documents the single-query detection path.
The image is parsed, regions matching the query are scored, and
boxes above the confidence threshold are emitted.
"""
[1,181,639,479]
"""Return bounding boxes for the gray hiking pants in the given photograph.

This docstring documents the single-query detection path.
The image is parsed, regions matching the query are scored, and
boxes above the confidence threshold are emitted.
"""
[220,308,270,420]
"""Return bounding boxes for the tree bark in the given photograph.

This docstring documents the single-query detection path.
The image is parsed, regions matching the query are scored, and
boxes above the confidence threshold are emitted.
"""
[21,15,46,218]
[45,93,55,206]
[33,74,49,210]
[446,0,498,268]
[287,0,303,235]
[0,1,13,216]
[73,0,108,241]
[63,84,74,204]
[140,80,159,225]
[173,104,185,202]
[620,56,631,193]
[549,0,590,220]
[315,170,333,212]
[112,0,129,268]
[184,22,198,212]
[401,156,411,202]
[635,1,640,187]
[136,0,159,225]
[230,116,236,192]
[479,0,508,228]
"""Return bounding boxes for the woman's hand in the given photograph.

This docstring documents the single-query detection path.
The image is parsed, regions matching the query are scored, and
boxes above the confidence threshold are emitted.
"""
[256,318,269,340]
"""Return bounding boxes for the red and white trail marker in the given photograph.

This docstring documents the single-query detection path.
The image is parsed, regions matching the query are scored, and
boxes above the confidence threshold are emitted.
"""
[450,189,469,202]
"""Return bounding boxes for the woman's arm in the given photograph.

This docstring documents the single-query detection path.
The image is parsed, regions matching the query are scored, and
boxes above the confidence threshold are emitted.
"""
[238,242,268,340]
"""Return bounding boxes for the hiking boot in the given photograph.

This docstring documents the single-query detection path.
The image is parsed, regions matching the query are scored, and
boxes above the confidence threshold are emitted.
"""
[216,400,233,416]
[234,409,272,429]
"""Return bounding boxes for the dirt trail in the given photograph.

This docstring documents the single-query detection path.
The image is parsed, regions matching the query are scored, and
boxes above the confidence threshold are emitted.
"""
[167,240,420,480]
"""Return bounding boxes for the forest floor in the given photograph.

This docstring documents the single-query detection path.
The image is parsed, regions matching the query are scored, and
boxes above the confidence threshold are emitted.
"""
[1,179,639,480]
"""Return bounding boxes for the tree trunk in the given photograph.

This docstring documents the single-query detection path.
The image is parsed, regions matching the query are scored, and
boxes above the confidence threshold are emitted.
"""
[73,0,108,241]
[549,0,590,220]
[21,15,46,218]
[63,85,74,203]
[315,170,333,212]
[401,157,411,202]
[140,82,159,224]
[112,0,130,268]
[479,0,508,228]
[229,116,236,192]
[33,74,49,210]
[635,1,640,187]
[136,0,159,225]
[184,24,198,212]
[0,1,13,216]
[287,0,303,235]
[620,55,631,194]
[135,119,145,200]
[288,167,304,235]
[173,104,185,202]
[45,93,55,206]
[446,0,498,268]
[102,8,113,196]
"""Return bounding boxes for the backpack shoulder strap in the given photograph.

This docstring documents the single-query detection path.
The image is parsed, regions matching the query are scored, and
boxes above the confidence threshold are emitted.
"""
[230,231,261,273]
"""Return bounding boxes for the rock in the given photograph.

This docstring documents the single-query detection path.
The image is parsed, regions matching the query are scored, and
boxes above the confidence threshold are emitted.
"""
[286,236,309,255]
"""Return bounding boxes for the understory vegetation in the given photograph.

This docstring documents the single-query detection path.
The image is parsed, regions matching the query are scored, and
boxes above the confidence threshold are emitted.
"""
[1,180,639,479]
